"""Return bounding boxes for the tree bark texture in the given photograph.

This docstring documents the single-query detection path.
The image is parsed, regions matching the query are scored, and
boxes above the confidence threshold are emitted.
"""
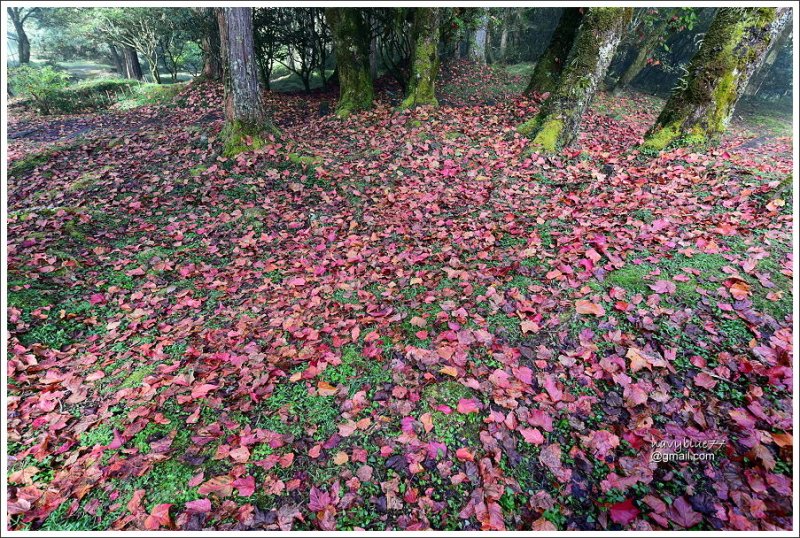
[744,21,792,97]
[326,8,374,117]
[8,8,31,64]
[518,8,632,152]
[471,15,489,64]
[403,8,441,108]
[525,8,585,94]
[123,46,143,80]
[201,7,223,81]
[218,7,276,156]
[613,11,674,94]
[644,7,791,150]
[108,43,124,76]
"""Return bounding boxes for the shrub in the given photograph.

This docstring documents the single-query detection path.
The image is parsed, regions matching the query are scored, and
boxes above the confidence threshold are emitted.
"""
[49,78,139,113]
[114,82,185,110]
[8,65,71,115]
[11,66,186,115]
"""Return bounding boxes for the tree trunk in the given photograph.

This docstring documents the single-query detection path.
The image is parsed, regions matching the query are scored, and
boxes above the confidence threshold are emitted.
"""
[108,43,125,76]
[644,7,790,150]
[499,14,509,64]
[369,34,378,80]
[326,67,339,87]
[613,12,673,95]
[259,61,272,91]
[218,7,277,156]
[200,8,223,81]
[402,8,441,108]
[123,46,143,80]
[11,18,31,64]
[518,8,632,152]
[325,8,373,118]
[744,22,791,97]
[471,15,489,64]
[485,25,494,64]
[148,61,162,84]
[525,8,585,94]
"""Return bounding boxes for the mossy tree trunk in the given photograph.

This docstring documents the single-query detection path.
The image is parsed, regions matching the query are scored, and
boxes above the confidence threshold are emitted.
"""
[643,7,790,150]
[744,22,791,97]
[369,34,378,80]
[612,10,674,95]
[218,7,277,156]
[518,8,632,152]
[524,8,584,95]
[402,8,441,108]
[325,8,374,118]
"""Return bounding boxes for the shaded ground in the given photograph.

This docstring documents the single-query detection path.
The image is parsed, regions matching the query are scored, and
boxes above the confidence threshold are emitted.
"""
[6,61,793,531]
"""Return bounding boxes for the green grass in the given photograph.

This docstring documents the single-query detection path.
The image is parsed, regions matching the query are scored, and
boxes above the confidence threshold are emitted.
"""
[487,312,523,343]
[44,78,140,114]
[115,82,185,110]
[79,423,114,447]
[605,263,654,295]
[14,74,185,115]
[132,421,190,455]
[420,381,483,448]
[604,252,731,303]
[254,381,341,440]
[7,140,85,177]
[323,345,393,397]
[269,66,335,93]
[12,296,104,350]
[132,459,200,510]
[37,501,100,531]
[504,63,535,78]
[119,364,157,390]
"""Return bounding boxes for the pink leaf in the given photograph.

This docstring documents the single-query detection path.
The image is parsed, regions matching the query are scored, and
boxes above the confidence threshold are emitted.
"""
[456,398,481,414]
[184,498,211,513]
[519,428,544,445]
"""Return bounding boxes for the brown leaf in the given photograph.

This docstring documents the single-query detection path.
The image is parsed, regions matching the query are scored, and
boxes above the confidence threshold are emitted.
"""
[198,476,234,498]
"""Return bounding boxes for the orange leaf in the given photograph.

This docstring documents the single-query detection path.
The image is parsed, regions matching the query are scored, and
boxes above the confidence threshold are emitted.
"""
[729,281,751,300]
[576,299,605,316]
[144,503,172,530]
[317,381,337,396]
[439,366,458,377]
[420,412,434,433]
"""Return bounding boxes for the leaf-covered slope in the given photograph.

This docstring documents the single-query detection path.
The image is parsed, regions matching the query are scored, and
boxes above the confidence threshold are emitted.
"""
[6,62,793,531]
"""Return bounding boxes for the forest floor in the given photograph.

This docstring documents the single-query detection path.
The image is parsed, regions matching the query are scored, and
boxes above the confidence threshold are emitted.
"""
[6,61,794,531]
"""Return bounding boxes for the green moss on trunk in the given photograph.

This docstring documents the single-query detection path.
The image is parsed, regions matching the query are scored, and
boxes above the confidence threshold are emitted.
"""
[222,120,279,157]
[218,8,278,157]
[518,8,632,153]
[326,8,374,117]
[529,119,564,153]
[643,7,789,151]
[403,8,441,108]
[525,9,584,94]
